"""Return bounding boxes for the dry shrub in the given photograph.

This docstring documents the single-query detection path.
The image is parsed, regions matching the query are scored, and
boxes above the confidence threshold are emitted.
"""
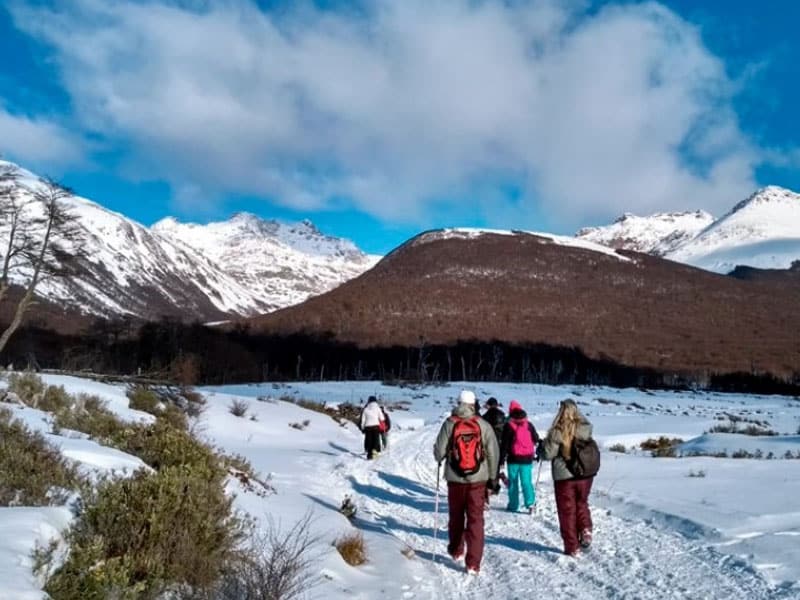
[334,531,367,566]
[639,436,683,457]
[171,353,200,387]
[0,407,81,506]
[608,443,627,453]
[196,514,320,600]
[229,399,249,418]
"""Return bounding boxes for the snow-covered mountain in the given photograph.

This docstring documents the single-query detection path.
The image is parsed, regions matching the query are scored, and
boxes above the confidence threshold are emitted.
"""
[152,214,379,314]
[576,210,714,256]
[665,186,800,273]
[0,160,379,321]
[577,186,800,273]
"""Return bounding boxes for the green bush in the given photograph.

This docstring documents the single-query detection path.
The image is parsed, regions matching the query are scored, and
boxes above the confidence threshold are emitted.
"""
[7,371,46,405]
[117,419,220,473]
[40,385,73,413]
[0,407,81,506]
[45,465,244,600]
[54,397,130,444]
[126,386,160,414]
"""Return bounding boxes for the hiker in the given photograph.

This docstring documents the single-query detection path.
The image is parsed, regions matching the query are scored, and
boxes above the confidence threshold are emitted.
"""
[433,389,499,575]
[541,399,595,556]
[482,397,506,442]
[499,400,540,513]
[481,397,506,505]
[379,405,391,450]
[360,396,384,460]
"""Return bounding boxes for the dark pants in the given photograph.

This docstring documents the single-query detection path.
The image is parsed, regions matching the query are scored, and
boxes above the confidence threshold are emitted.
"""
[554,477,594,554]
[447,482,486,569]
[363,427,381,459]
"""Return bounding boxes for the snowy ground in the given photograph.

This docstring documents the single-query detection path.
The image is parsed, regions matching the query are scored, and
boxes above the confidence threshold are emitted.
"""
[2,375,800,599]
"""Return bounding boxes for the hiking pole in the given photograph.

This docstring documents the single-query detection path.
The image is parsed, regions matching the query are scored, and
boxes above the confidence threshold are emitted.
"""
[433,459,443,563]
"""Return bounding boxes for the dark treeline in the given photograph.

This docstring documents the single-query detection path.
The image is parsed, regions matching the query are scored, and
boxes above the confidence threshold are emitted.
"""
[2,317,799,396]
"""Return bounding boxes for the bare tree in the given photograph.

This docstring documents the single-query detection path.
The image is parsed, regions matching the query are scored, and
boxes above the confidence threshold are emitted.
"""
[0,169,83,355]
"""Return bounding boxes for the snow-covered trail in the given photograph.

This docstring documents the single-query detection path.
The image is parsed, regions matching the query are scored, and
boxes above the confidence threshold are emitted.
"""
[317,423,794,600]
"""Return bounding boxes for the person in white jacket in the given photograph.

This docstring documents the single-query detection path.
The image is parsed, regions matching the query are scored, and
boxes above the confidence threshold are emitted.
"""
[360,396,385,459]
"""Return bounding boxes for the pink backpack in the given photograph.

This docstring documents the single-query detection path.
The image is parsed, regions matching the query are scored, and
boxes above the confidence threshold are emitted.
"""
[509,418,535,457]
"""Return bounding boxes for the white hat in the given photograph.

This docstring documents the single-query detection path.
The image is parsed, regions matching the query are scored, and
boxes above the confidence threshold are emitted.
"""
[458,390,476,405]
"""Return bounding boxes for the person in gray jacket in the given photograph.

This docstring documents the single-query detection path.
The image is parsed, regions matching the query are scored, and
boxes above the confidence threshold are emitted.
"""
[541,399,594,556]
[433,390,499,574]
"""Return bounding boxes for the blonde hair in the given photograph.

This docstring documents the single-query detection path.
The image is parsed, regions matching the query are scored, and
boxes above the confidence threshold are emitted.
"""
[549,399,583,459]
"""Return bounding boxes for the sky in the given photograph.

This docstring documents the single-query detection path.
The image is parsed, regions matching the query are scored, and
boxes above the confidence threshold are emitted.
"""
[0,0,798,255]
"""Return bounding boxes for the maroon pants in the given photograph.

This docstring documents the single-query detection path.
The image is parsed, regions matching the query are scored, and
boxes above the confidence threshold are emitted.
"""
[554,477,594,554]
[447,482,486,569]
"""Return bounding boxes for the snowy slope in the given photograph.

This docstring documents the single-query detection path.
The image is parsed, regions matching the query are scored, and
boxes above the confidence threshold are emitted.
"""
[666,186,800,273]
[0,160,378,319]
[415,227,633,262]
[576,210,715,256]
[152,214,380,313]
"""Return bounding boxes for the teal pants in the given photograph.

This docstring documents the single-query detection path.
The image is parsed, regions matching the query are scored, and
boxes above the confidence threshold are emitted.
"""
[506,463,536,511]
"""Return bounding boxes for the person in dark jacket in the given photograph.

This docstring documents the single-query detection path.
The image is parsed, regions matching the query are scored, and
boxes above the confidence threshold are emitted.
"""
[482,397,506,442]
[482,397,507,502]
[542,399,594,555]
[499,400,540,513]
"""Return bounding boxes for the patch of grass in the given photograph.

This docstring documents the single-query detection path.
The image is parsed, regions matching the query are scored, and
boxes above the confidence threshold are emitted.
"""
[596,398,621,406]
[608,443,627,454]
[289,420,311,431]
[334,531,367,566]
[229,399,249,418]
[707,420,778,436]
[639,436,683,458]
[687,469,706,478]
[0,407,81,506]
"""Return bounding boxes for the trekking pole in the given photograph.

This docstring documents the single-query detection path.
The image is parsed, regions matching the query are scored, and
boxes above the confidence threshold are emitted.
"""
[433,459,442,563]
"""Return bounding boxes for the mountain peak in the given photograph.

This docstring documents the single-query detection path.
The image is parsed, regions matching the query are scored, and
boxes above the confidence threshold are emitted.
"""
[730,186,799,215]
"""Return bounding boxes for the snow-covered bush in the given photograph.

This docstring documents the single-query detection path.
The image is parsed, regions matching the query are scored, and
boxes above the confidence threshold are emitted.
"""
[0,407,81,506]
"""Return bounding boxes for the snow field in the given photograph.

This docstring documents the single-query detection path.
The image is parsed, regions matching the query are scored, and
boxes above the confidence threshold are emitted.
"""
[2,375,800,598]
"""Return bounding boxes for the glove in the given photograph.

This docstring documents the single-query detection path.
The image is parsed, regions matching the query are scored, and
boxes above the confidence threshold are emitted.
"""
[536,441,545,462]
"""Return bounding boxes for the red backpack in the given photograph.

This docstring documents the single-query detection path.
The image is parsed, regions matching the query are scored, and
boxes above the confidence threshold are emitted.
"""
[449,416,484,476]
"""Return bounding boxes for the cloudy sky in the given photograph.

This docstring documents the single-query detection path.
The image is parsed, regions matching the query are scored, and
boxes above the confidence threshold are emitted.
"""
[1,0,798,254]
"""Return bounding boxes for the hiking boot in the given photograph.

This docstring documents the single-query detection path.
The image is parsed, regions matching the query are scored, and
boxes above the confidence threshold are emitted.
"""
[466,566,480,576]
[580,529,592,549]
[567,549,582,558]
[449,550,464,564]
[526,505,534,515]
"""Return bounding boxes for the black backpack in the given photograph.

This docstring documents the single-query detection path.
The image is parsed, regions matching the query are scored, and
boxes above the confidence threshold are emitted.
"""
[566,437,600,479]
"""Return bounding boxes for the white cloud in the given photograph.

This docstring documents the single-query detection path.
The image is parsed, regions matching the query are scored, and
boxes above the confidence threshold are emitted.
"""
[9,0,773,229]
[0,105,83,167]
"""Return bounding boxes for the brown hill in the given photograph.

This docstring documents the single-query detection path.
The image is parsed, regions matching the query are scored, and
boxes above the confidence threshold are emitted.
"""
[243,230,800,380]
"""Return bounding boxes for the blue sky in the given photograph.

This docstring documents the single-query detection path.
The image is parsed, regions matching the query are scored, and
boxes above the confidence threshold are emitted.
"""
[0,0,798,255]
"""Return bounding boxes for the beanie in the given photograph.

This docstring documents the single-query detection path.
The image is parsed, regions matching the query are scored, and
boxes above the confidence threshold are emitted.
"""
[458,390,476,405]
[509,400,523,413]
